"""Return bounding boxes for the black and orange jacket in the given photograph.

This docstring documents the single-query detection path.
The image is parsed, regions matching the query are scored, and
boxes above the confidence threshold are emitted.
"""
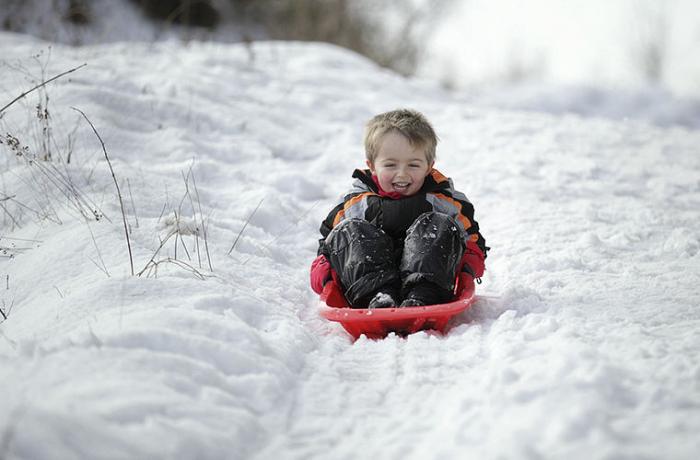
[317,168,488,277]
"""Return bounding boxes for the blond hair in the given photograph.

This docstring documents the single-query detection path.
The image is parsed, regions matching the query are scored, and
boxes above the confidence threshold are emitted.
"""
[364,109,438,165]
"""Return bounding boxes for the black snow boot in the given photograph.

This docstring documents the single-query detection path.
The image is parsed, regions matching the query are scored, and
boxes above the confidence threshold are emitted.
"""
[366,283,401,309]
[400,281,453,307]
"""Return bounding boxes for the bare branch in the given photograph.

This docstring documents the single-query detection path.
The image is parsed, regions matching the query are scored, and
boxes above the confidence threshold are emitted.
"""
[139,257,209,281]
[84,218,110,277]
[0,63,87,116]
[72,107,134,276]
[189,169,212,271]
[228,198,264,255]
[126,178,139,228]
[137,229,177,277]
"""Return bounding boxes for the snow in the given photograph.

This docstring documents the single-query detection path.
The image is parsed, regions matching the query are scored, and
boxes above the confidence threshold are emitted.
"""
[1,29,700,460]
[461,83,700,130]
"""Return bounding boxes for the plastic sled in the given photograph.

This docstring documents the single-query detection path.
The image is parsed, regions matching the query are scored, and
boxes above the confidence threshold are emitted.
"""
[319,272,476,339]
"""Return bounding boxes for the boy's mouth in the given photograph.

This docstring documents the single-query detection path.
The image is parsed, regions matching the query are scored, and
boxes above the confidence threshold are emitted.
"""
[392,182,411,193]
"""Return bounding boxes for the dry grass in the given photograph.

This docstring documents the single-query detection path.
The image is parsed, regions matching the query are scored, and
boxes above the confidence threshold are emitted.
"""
[137,163,214,279]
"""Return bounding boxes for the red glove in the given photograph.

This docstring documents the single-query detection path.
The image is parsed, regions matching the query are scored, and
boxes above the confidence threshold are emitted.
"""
[310,254,333,294]
[460,241,485,278]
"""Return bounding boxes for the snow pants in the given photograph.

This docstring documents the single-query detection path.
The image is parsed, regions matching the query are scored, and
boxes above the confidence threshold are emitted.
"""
[324,212,465,308]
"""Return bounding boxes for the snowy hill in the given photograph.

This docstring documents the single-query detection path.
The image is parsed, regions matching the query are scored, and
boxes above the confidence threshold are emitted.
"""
[1,32,699,460]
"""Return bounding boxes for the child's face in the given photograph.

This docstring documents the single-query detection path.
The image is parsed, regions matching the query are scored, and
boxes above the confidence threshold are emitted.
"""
[367,131,433,196]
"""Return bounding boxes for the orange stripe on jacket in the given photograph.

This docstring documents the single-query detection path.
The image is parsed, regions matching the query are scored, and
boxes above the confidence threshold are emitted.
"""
[432,193,472,230]
[430,169,449,184]
[332,192,375,227]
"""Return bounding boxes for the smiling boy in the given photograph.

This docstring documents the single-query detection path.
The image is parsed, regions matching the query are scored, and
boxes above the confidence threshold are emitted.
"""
[311,109,488,308]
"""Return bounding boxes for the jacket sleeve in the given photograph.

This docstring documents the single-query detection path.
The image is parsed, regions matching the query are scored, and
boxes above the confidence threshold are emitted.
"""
[458,200,488,257]
[430,180,489,276]
[455,199,488,277]
[318,201,346,255]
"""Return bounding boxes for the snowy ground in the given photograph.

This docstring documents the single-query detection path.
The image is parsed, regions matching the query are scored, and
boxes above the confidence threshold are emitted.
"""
[1,32,699,460]
[462,82,700,130]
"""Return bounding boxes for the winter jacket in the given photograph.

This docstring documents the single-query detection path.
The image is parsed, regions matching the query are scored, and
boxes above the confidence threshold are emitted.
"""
[313,168,488,286]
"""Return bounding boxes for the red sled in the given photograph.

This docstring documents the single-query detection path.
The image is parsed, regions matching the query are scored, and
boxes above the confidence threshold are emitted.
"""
[319,272,476,340]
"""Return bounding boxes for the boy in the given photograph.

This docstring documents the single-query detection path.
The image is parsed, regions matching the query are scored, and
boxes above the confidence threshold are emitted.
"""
[310,109,488,308]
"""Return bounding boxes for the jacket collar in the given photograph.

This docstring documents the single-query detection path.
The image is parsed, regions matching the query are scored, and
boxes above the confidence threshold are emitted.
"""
[352,168,449,195]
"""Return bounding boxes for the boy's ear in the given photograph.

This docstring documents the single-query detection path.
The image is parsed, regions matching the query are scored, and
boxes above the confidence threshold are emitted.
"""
[426,162,435,175]
[366,159,375,173]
